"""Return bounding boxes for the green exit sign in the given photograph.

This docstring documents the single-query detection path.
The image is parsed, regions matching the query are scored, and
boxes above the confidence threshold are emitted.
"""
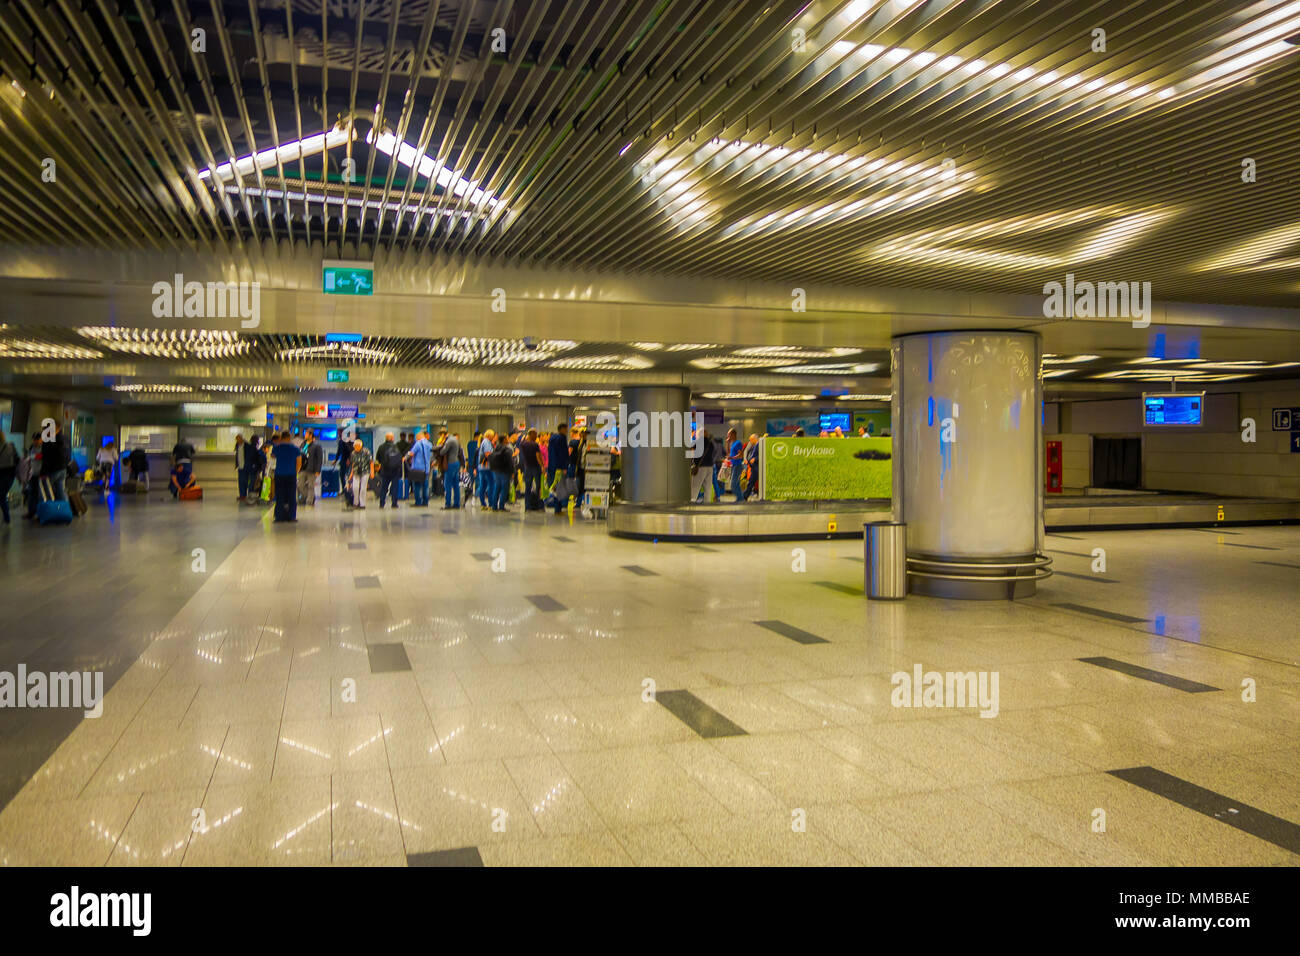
[327,369,349,383]
[323,259,374,295]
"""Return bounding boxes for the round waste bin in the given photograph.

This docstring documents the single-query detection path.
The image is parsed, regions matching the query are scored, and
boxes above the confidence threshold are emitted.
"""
[864,521,907,600]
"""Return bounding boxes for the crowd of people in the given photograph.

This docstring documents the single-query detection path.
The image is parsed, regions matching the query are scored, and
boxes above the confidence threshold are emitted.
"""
[691,427,761,503]
[0,423,77,523]
[224,423,597,522]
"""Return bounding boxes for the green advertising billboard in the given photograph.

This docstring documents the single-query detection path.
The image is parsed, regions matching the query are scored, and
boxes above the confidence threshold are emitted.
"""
[761,436,892,501]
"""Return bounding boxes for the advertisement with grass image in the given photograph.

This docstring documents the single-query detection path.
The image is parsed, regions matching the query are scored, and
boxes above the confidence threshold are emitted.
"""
[761,437,892,500]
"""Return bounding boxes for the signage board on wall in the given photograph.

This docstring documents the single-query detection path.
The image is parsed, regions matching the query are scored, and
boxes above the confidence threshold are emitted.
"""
[761,436,892,501]
[305,403,329,418]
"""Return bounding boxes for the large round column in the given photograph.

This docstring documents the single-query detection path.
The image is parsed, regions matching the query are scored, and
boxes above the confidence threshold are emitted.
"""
[892,331,1046,599]
[620,385,691,504]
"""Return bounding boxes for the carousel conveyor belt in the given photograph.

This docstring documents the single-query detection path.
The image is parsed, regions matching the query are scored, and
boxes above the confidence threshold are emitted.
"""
[606,492,1300,541]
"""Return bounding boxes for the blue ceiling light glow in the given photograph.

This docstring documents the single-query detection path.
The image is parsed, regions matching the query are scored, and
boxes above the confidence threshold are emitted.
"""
[1150,332,1166,359]
[326,332,364,344]
[927,396,935,427]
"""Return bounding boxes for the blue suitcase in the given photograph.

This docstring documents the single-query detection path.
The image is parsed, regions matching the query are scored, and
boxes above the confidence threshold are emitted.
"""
[37,478,73,525]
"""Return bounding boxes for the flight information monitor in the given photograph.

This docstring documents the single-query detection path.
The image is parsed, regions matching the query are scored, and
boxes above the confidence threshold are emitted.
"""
[1143,392,1204,426]
[819,411,851,433]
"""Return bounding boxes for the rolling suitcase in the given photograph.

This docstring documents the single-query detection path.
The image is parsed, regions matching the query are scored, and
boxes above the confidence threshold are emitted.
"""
[68,489,88,516]
[36,478,74,525]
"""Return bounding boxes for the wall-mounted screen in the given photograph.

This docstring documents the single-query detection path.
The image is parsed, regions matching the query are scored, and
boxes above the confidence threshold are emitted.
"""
[1143,392,1204,426]
[819,411,851,433]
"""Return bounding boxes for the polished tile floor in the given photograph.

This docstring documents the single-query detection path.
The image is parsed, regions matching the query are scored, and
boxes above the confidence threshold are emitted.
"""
[1,489,1298,866]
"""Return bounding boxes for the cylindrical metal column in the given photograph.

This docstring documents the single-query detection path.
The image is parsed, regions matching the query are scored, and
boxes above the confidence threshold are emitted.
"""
[525,405,573,433]
[620,385,691,505]
[892,331,1048,599]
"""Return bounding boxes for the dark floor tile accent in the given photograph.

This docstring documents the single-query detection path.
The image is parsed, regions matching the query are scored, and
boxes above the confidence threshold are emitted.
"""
[1046,548,1092,558]
[621,565,658,576]
[553,536,576,543]
[1046,533,1083,539]
[1189,527,1241,535]
[841,555,864,562]
[687,544,717,552]
[1223,542,1280,550]
[347,542,366,550]
[1256,561,1300,571]
[1108,767,1300,855]
[367,642,412,673]
[1052,570,1117,584]
[407,847,484,867]
[1078,656,1219,693]
[755,620,828,645]
[815,581,861,595]
[526,594,567,612]
[656,690,748,738]
[353,575,381,589]
[471,552,494,561]
[1054,602,1146,623]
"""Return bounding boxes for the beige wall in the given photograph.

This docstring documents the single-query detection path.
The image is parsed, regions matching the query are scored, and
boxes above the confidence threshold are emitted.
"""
[1047,388,1300,499]
[1144,387,1300,498]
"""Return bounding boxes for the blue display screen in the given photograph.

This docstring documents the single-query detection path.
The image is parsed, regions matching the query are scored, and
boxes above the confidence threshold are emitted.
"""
[819,411,851,432]
[1144,394,1202,426]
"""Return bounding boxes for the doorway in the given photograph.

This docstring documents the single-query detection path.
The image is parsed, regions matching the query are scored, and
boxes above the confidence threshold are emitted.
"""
[1092,436,1141,489]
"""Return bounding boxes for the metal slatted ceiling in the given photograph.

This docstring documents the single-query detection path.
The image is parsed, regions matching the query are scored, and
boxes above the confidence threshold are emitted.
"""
[4,326,1300,386]
[0,1,1296,304]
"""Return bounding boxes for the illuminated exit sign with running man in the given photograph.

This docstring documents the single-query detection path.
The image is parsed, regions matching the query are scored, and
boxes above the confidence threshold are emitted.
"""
[322,260,374,295]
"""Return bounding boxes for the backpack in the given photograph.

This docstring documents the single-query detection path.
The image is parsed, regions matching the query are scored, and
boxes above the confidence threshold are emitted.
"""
[379,443,403,471]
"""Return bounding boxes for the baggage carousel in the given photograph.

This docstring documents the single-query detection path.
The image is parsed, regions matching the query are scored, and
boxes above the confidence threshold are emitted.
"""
[607,492,1300,541]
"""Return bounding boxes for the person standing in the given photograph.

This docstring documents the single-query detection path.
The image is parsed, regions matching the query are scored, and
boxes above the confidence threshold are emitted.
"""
[520,429,543,510]
[724,428,744,502]
[406,430,433,507]
[743,434,760,500]
[234,434,248,501]
[270,431,304,522]
[440,431,463,509]
[488,435,514,511]
[466,431,480,504]
[300,429,324,506]
[373,431,403,509]
[546,423,570,494]
[477,430,496,507]
[336,434,354,506]
[690,428,716,503]
[348,439,372,509]
[96,440,118,490]
[41,424,70,502]
[0,433,18,524]
[21,433,41,519]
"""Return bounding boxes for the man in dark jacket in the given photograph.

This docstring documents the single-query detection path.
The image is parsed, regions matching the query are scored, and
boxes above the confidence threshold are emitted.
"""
[40,424,70,501]
[547,423,570,491]
[299,429,325,506]
[373,431,404,508]
[488,437,515,511]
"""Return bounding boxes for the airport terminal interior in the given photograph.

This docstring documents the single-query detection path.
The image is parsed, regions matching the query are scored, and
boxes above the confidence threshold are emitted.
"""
[0,0,1298,870]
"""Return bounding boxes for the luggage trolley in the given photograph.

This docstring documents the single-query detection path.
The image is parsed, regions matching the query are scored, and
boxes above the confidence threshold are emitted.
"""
[581,446,613,519]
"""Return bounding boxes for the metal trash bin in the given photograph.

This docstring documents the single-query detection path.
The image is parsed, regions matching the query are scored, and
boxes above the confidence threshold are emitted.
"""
[864,521,907,600]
